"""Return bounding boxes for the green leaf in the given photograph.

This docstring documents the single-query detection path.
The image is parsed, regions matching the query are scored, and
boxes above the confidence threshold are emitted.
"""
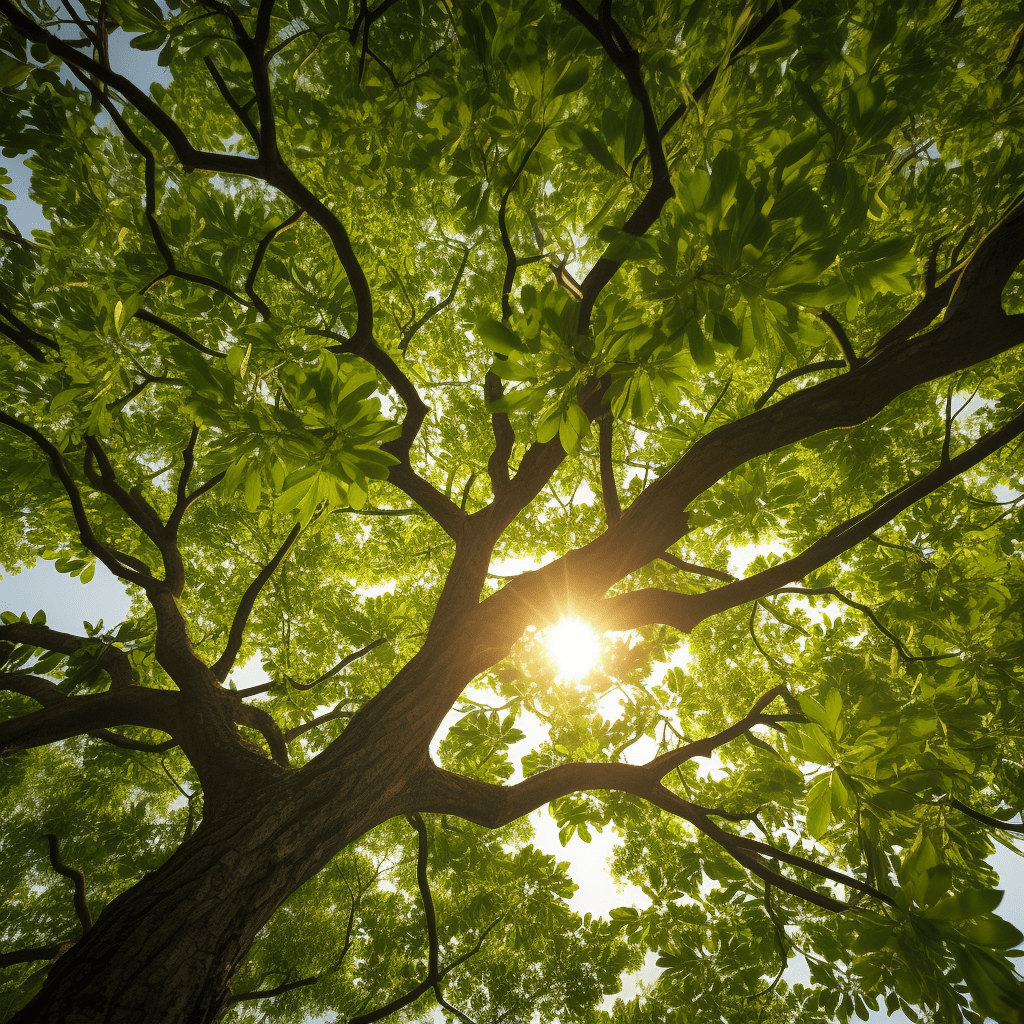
[962,917,1024,950]
[114,293,144,335]
[806,774,833,838]
[551,60,589,97]
[925,890,1004,921]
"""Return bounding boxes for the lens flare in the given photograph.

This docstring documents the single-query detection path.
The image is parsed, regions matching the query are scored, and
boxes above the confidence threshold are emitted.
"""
[546,618,600,682]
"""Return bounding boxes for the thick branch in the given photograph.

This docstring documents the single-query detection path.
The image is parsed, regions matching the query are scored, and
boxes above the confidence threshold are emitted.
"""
[0,687,180,757]
[0,623,137,688]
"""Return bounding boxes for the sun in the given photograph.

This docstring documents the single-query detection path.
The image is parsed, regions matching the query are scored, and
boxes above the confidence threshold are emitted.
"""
[546,618,601,683]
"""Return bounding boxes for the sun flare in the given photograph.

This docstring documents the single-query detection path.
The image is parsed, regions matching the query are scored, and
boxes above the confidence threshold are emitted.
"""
[546,619,601,682]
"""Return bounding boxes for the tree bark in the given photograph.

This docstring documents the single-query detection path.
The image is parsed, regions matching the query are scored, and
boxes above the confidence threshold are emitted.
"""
[10,745,426,1023]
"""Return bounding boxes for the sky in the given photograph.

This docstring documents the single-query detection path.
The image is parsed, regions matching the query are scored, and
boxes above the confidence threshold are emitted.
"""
[2,18,1023,1024]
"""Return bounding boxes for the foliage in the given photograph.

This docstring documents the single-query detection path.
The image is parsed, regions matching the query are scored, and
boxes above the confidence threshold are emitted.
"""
[1,0,1024,1021]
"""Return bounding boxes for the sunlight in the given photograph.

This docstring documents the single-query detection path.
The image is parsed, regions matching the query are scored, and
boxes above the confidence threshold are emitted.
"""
[546,618,601,682]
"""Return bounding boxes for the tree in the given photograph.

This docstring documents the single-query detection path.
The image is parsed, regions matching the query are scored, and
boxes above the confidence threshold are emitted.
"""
[1,0,1023,1020]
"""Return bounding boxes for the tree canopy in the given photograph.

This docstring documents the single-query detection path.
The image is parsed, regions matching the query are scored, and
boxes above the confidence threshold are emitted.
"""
[1,0,1024,1021]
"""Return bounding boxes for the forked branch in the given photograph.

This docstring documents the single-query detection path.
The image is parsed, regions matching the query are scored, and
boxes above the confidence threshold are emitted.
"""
[420,686,889,916]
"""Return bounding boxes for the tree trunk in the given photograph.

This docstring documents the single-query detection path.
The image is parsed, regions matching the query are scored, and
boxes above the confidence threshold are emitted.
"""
[11,752,418,1024]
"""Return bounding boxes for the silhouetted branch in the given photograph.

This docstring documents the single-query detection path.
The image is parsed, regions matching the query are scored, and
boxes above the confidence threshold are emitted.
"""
[399,245,471,351]
[948,798,1024,834]
[212,523,302,681]
[754,361,846,411]
[774,584,956,662]
[0,940,76,969]
[245,207,305,320]
[228,975,319,1005]
[288,639,389,691]
[43,834,91,933]
[0,413,152,589]
[816,310,857,367]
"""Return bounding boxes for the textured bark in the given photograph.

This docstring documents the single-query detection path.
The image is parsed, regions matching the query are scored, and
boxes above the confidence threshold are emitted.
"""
[11,741,427,1023]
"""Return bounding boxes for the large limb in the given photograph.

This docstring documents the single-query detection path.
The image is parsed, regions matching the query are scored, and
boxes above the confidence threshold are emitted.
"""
[587,402,1024,635]
[0,686,180,757]
[460,199,1024,666]
[415,688,885,914]
[0,623,137,689]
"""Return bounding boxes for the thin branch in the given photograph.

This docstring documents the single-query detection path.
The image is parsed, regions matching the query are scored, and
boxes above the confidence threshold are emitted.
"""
[948,798,1024,834]
[228,976,319,1005]
[399,245,471,352]
[773,584,955,662]
[283,699,358,741]
[658,551,734,583]
[658,0,800,140]
[0,413,153,589]
[753,360,846,411]
[212,523,302,681]
[816,310,858,367]
[245,207,305,320]
[134,310,224,358]
[43,834,91,933]
[557,0,673,332]
[204,56,261,149]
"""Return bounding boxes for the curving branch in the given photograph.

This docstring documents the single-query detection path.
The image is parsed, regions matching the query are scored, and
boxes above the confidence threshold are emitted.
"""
[399,245,471,352]
[0,298,60,362]
[753,360,847,411]
[816,310,858,368]
[284,700,358,742]
[245,207,305,320]
[948,798,1024,835]
[212,523,302,681]
[43,834,91,934]
[416,687,889,915]
[134,310,224,358]
[658,0,800,141]
[0,685,180,758]
[287,639,388,691]
[0,622,137,688]
[556,0,673,332]
[347,814,490,1024]
[773,584,956,662]
[658,552,735,583]
[204,55,261,150]
[585,405,1024,637]
[232,701,289,767]
[0,412,153,589]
